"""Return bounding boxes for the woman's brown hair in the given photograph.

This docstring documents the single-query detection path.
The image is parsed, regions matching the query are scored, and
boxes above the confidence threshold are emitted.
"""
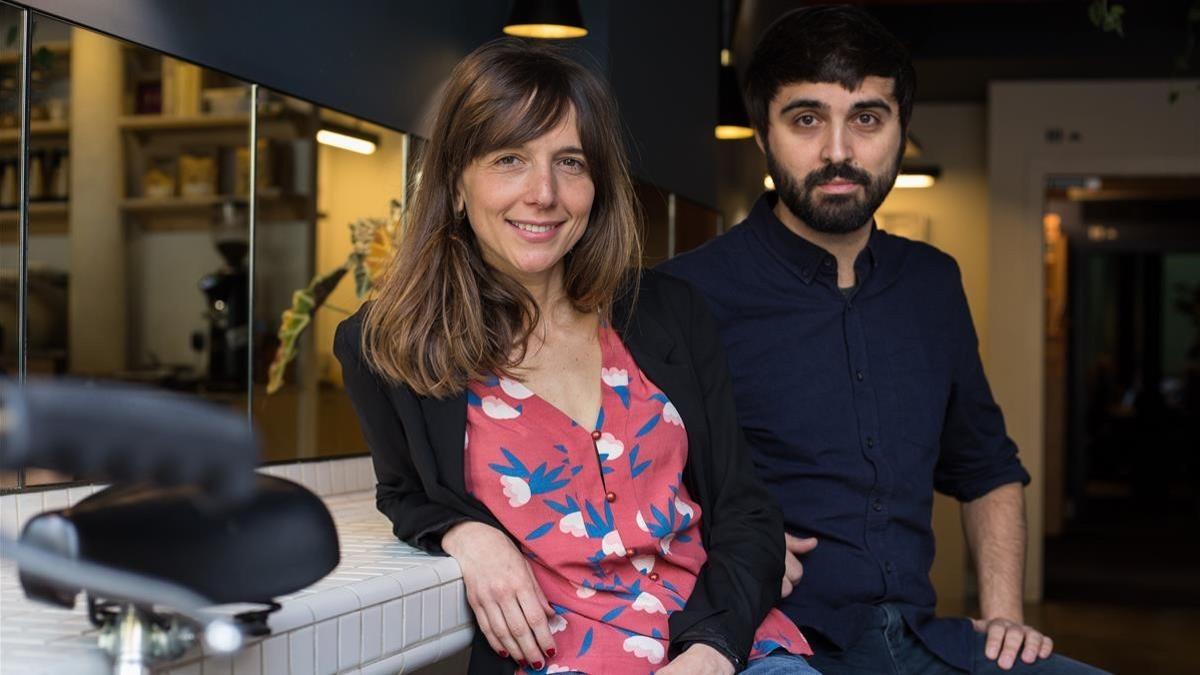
[362,38,641,398]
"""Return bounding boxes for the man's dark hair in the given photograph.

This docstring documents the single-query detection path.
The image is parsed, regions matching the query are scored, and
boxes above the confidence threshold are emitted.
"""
[744,5,916,139]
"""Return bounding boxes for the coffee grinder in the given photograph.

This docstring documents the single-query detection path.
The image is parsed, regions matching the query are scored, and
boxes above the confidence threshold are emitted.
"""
[198,201,249,388]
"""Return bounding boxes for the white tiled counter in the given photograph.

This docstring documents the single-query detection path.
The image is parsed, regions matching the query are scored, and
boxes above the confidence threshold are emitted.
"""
[0,458,475,675]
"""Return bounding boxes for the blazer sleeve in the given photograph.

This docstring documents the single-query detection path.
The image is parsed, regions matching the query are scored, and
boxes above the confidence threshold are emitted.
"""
[666,281,786,666]
[334,317,471,554]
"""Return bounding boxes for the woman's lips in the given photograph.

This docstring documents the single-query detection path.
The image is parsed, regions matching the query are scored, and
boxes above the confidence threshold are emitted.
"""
[507,219,564,241]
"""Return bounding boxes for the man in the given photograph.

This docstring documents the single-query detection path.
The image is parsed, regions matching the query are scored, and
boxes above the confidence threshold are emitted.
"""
[660,6,1105,675]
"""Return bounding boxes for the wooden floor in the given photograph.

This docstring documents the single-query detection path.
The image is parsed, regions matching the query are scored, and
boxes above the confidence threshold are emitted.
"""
[1027,601,1200,675]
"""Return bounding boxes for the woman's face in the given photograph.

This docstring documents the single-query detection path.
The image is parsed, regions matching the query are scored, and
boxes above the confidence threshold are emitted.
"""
[459,108,594,286]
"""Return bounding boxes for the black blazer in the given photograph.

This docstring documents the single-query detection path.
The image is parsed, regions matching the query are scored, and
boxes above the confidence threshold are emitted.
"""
[335,270,785,674]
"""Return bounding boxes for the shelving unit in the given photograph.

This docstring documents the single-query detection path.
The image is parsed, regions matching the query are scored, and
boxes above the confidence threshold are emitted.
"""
[0,39,70,65]
[0,120,70,143]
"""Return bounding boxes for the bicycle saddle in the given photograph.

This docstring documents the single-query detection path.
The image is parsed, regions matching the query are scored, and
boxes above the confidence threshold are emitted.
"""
[19,474,339,608]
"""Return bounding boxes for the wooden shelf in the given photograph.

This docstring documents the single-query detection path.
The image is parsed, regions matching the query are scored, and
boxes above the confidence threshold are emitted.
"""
[0,40,71,66]
[0,120,70,143]
[0,201,68,222]
[118,114,253,131]
[120,189,284,213]
[0,202,69,240]
[121,194,238,212]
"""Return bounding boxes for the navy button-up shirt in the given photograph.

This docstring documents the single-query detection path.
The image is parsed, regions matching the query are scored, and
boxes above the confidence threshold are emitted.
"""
[659,194,1030,671]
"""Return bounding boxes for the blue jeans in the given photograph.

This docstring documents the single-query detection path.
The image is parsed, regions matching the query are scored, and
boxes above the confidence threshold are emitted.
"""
[804,605,1109,675]
[743,650,823,674]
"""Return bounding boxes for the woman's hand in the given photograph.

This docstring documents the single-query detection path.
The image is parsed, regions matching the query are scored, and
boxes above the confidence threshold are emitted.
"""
[441,521,557,669]
[656,644,736,675]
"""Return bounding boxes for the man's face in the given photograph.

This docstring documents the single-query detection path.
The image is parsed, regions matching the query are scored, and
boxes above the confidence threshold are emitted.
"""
[760,77,903,235]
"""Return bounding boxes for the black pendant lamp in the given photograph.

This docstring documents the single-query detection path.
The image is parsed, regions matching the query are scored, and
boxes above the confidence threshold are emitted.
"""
[715,0,753,139]
[504,0,588,39]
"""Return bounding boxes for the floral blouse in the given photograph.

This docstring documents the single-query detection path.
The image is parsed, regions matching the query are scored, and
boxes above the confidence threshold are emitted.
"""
[464,325,810,674]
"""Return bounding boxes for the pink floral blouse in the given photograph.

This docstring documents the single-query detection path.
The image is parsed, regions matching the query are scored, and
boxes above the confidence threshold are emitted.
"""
[464,325,810,674]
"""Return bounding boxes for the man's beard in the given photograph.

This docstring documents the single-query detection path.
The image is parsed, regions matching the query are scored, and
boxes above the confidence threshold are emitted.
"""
[766,149,899,235]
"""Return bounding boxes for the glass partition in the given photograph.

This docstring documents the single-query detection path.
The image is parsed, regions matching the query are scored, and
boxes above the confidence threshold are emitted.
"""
[1,13,257,487]
[0,1,23,489]
[252,92,407,462]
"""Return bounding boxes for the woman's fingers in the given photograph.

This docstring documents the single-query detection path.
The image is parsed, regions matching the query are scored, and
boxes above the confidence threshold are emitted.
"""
[518,588,558,658]
[501,596,547,669]
[470,605,508,658]
[528,563,556,618]
[483,599,527,664]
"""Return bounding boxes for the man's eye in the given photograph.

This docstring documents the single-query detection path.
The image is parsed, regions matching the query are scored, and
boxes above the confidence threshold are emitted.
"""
[857,113,879,125]
[797,114,818,126]
[496,155,520,166]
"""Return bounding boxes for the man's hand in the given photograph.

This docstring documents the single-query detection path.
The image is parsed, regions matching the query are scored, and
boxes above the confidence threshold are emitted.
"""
[781,533,818,598]
[656,643,735,675]
[971,617,1054,670]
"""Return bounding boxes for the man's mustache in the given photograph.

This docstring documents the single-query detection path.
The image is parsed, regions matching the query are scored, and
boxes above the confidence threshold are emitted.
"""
[804,162,871,190]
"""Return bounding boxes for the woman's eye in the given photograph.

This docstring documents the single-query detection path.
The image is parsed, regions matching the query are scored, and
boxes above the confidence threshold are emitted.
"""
[560,157,587,171]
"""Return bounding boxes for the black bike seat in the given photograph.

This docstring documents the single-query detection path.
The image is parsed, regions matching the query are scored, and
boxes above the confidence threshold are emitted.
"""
[19,474,340,607]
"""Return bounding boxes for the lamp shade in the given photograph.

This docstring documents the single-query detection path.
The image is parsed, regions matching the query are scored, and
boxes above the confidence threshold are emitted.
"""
[895,165,941,189]
[504,0,588,39]
[716,52,753,140]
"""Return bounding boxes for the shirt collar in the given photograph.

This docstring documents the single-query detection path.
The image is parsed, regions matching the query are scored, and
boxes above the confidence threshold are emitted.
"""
[747,192,882,285]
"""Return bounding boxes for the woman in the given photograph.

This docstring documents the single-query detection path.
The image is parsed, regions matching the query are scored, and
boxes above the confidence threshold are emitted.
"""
[336,39,816,675]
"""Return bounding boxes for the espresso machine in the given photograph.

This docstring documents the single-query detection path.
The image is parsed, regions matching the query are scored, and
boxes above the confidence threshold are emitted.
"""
[197,201,249,388]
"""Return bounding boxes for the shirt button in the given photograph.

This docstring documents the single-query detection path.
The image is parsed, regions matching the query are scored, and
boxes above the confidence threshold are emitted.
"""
[873,500,883,512]
[822,257,833,268]
[591,430,602,441]
[885,561,895,573]
[625,547,635,557]
[856,370,864,381]
[649,572,660,581]
[605,491,617,503]
[866,436,875,448]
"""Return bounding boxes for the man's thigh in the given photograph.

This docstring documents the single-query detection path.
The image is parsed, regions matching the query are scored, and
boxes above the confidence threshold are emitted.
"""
[970,634,1111,675]
[804,629,917,675]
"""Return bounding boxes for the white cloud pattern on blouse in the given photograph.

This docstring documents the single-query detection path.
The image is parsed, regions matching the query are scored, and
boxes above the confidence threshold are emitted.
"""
[632,591,667,614]
[595,432,624,461]
[499,377,535,400]
[601,367,629,388]
[482,396,521,419]
[601,529,626,557]
[623,635,665,664]
[558,510,586,537]
[662,401,683,426]
[499,475,530,507]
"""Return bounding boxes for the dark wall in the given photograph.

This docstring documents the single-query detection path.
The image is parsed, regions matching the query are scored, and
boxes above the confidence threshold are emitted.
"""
[16,0,718,207]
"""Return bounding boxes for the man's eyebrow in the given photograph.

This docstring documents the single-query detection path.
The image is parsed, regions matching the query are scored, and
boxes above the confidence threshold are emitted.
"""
[850,98,894,112]
[778,98,827,116]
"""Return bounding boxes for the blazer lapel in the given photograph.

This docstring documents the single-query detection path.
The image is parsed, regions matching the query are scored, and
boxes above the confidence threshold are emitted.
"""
[616,290,707,459]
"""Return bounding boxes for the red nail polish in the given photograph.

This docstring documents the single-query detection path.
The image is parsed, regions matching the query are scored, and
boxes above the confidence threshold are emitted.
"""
[532,661,543,670]
[498,650,508,658]
[518,660,526,666]
[546,648,556,657]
